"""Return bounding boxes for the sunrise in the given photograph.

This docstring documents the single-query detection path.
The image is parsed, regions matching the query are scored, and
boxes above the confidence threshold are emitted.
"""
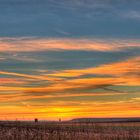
[0,0,140,139]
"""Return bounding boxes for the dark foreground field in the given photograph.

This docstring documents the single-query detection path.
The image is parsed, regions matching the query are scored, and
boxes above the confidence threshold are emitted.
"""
[0,121,140,140]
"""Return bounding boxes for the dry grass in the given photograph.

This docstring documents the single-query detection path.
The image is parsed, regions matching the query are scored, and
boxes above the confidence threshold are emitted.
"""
[0,121,140,140]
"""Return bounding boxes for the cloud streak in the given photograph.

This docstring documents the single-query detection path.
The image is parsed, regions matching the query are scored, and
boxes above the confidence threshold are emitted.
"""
[0,37,140,120]
[0,38,140,52]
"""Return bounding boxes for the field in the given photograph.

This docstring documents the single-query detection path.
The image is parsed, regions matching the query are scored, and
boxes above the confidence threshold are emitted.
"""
[0,121,140,140]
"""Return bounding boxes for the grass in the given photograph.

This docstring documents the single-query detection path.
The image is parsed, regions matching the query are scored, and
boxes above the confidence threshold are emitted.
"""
[0,121,140,140]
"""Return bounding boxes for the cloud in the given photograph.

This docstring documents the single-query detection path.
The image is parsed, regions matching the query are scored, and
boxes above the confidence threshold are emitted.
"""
[0,0,140,120]
[0,91,126,103]
[0,71,63,81]
[121,10,140,20]
[0,78,26,85]
[0,38,140,52]
[0,56,139,95]
[132,97,140,101]
[0,37,139,119]
[48,56,140,85]
[0,57,6,61]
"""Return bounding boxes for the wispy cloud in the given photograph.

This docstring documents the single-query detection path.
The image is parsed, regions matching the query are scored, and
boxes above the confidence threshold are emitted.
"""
[0,0,140,120]
[0,71,63,81]
[0,78,26,85]
[0,37,140,119]
[121,10,140,20]
[48,56,140,85]
[0,56,139,95]
[0,38,140,52]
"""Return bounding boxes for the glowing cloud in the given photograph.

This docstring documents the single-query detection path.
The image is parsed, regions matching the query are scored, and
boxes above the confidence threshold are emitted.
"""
[0,37,140,120]
[0,38,140,52]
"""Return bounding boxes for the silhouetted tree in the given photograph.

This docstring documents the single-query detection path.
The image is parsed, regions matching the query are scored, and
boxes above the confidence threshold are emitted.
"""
[35,118,38,123]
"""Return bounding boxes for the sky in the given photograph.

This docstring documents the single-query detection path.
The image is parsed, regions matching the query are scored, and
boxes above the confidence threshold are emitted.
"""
[0,0,140,120]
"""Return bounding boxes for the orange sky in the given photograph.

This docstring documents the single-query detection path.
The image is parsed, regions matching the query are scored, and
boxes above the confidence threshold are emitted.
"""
[0,38,140,120]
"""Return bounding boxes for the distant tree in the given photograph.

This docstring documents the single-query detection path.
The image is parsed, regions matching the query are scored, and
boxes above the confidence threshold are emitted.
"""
[35,118,38,123]
[59,118,61,122]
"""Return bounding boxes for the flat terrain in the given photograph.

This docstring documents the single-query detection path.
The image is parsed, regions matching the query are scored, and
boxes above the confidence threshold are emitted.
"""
[0,121,140,140]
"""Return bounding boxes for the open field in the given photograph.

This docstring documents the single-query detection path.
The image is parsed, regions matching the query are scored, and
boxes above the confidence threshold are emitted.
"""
[0,121,140,140]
